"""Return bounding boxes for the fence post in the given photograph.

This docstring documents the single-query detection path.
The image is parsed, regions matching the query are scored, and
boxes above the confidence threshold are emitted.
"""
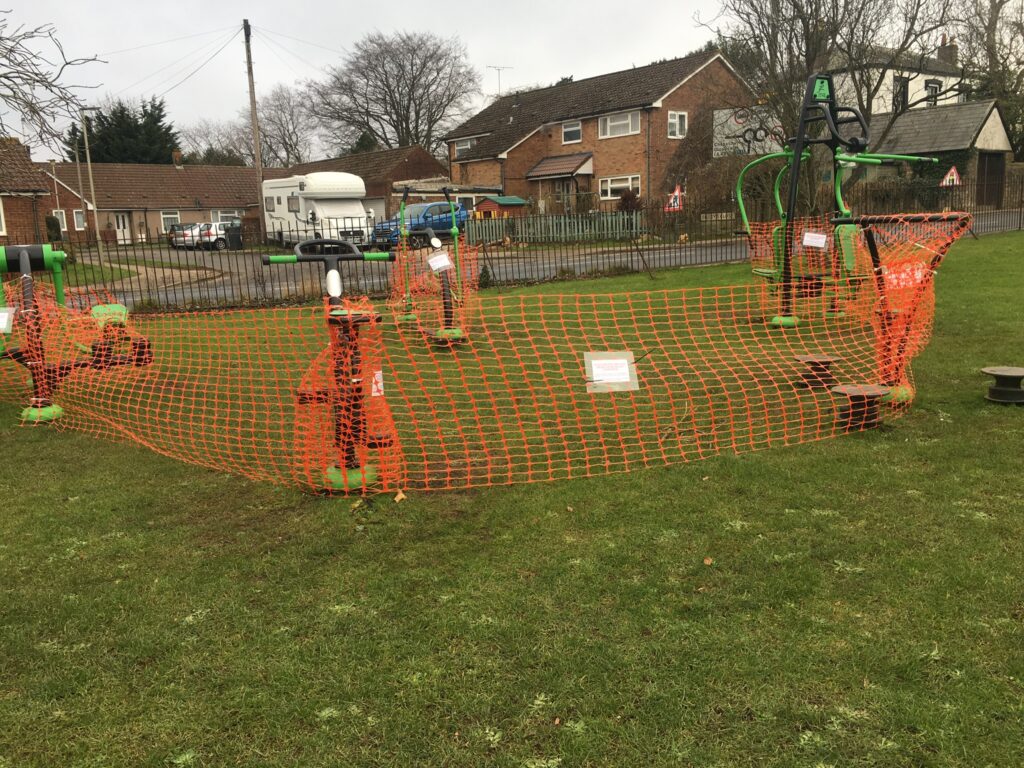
[1018,177,1023,232]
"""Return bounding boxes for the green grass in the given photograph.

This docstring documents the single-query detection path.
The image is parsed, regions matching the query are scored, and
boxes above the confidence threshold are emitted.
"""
[1,233,1022,766]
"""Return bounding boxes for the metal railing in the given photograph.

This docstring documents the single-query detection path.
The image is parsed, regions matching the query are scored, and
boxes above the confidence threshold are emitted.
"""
[3,175,1017,312]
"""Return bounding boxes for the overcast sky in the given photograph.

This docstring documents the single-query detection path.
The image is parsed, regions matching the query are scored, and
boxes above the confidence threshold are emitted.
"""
[15,0,722,160]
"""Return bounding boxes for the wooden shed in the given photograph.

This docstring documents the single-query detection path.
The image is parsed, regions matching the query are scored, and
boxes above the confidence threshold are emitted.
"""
[474,195,528,219]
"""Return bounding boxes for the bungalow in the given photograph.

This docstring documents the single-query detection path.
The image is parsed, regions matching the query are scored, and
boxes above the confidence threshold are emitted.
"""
[41,159,290,244]
[445,49,752,211]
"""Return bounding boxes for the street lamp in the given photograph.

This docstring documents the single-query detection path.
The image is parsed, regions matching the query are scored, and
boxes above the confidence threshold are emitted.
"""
[80,106,105,269]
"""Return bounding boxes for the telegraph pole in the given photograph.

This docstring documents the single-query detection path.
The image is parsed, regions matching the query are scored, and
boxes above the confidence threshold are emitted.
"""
[243,19,265,238]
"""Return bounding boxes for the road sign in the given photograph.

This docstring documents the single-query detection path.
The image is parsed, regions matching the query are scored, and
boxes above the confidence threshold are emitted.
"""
[940,166,962,187]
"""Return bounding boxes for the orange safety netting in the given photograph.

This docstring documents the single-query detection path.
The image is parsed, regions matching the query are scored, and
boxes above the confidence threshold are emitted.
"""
[387,236,481,343]
[0,213,969,494]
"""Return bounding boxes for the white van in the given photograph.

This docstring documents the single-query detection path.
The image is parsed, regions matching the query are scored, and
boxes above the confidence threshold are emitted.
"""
[262,172,375,246]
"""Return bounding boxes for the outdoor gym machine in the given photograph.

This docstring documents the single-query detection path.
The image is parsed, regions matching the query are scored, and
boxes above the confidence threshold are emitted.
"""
[736,73,939,328]
[262,239,397,491]
[394,186,469,345]
[0,244,152,423]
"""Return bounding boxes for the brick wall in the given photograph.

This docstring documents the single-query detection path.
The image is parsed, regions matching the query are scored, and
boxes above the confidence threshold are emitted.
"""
[0,194,50,244]
[451,157,504,189]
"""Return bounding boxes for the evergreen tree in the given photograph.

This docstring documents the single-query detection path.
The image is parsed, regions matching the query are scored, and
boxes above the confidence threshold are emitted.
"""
[347,130,379,155]
[62,97,180,164]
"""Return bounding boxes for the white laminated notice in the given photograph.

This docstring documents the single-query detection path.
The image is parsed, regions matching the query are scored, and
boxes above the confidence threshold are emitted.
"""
[0,309,12,334]
[802,231,828,249]
[370,369,384,397]
[585,351,640,393]
[428,251,453,272]
[591,358,631,384]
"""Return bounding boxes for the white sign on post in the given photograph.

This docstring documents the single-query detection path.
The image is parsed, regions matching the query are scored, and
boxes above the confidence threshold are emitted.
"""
[428,251,453,272]
[802,232,828,249]
[0,309,13,335]
[585,351,640,393]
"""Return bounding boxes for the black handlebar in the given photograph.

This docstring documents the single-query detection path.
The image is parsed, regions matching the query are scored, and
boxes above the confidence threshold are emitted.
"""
[832,212,972,226]
[441,186,452,205]
[261,238,395,269]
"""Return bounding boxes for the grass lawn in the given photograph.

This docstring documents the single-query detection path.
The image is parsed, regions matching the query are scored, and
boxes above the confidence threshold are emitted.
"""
[1,233,1022,766]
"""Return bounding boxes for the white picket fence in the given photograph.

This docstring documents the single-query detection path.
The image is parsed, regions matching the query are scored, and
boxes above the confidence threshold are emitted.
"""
[465,211,646,245]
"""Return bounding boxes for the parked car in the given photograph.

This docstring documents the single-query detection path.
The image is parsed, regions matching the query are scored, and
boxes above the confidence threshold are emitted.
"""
[172,221,240,250]
[170,223,203,249]
[372,201,469,249]
[166,223,190,246]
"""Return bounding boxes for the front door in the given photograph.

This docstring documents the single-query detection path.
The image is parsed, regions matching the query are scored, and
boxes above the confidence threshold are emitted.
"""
[114,212,132,244]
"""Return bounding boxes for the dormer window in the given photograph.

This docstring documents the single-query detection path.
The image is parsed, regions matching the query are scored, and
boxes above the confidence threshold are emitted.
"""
[562,121,582,144]
[454,138,477,159]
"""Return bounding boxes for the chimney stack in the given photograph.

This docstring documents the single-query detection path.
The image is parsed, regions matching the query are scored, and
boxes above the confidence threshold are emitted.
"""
[937,35,958,66]
[172,149,183,168]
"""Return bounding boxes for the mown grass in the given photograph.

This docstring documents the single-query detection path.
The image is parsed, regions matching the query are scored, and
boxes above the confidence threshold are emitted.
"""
[0,232,1021,767]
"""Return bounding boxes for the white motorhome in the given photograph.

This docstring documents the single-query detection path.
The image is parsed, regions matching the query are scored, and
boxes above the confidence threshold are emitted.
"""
[262,172,375,246]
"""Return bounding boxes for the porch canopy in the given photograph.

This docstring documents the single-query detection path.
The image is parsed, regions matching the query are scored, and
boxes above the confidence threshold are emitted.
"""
[526,152,593,180]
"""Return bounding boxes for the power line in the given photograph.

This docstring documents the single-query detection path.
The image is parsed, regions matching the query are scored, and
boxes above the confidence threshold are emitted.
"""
[157,29,241,98]
[114,29,239,97]
[99,27,235,56]
[253,29,317,78]
[255,26,347,57]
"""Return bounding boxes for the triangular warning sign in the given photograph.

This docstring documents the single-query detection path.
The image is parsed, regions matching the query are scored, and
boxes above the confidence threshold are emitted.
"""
[939,166,961,187]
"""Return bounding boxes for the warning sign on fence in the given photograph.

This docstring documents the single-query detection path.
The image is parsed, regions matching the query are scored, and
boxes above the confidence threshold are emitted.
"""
[939,166,961,187]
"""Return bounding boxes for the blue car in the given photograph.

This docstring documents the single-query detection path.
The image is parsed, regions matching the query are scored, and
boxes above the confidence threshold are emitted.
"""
[372,201,469,248]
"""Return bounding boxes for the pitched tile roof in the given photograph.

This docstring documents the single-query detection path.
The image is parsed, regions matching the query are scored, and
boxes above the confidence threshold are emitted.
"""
[824,47,961,76]
[866,100,998,154]
[446,50,729,160]
[0,138,50,194]
[43,162,291,210]
[288,145,446,182]
[526,152,593,179]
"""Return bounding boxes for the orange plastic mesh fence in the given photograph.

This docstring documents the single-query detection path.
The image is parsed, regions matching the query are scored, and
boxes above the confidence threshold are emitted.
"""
[0,213,969,494]
[387,236,481,339]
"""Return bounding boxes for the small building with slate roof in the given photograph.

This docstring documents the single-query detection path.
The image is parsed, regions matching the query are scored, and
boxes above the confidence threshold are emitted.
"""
[863,100,1013,205]
[445,50,752,211]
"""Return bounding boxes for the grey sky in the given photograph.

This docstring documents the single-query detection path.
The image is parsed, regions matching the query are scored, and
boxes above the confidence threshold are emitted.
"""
[15,0,722,159]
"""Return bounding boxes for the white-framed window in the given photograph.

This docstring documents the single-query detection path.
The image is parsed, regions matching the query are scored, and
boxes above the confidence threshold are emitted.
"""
[52,209,68,231]
[599,174,641,200]
[73,209,86,230]
[924,79,941,107]
[287,196,300,213]
[160,210,180,232]
[667,111,688,139]
[0,198,6,236]
[264,196,276,212]
[454,138,477,159]
[598,111,640,139]
[562,120,582,144]
[213,209,240,223]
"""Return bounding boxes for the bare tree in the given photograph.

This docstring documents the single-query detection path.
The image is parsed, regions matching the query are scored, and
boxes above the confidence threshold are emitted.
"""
[834,0,962,147]
[958,0,1024,158]
[178,118,254,164]
[306,31,480,155]
[709,0,959,140]
[0,13,97,146]
[257,84,317,166]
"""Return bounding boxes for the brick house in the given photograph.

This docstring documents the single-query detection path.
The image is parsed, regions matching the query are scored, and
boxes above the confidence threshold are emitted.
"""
[288,146,448,217]
[445,49,752,211]
[41,161,292,244]
[0,138,51,244]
